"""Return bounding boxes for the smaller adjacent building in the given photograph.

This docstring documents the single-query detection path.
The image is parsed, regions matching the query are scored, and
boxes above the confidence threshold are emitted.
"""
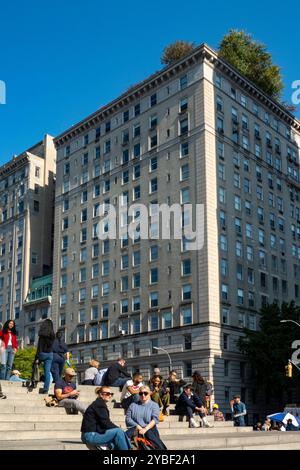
[22,274,52,347]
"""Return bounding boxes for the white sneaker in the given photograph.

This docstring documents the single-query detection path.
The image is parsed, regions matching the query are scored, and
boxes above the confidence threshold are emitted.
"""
[202,418,213,428]
[189,418,200,428]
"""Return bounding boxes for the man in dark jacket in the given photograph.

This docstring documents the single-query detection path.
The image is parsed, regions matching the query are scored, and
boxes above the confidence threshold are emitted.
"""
[81,386,132,450]
[103,358,131,388]
[176,384,206,428]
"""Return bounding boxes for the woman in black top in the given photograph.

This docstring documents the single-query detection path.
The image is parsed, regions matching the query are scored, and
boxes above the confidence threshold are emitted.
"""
[35,319,55,394]
[81,386,132,450]
[50,331,69,383]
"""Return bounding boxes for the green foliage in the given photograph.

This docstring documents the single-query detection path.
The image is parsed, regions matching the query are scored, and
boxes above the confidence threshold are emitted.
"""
[63,353,76,372]
[13,347,37,380]
[237,302,300,402]
[219,30,284,100]
[161,41,194,66]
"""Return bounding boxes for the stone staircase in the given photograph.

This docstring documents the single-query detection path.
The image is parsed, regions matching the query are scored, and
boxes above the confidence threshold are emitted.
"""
[1,381,300,450]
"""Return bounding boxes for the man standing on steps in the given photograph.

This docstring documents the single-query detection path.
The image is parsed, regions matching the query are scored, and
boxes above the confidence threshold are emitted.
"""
[230,395,247,427]
[54,368,86,415]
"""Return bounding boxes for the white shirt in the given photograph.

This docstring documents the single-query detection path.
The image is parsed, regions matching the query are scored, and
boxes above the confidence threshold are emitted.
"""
[7,332,12,347]
[121,379,144,401]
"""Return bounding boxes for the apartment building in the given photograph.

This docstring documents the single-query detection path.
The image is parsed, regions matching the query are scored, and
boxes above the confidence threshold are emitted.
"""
[52,44,300,422]
[23,274,52,347]
[0,134,55,339]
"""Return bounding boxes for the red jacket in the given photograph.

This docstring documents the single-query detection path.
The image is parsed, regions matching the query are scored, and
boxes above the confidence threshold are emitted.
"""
[0,331,18,350]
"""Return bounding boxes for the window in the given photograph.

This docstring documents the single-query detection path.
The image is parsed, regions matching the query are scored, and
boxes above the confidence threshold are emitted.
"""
[150,314,159,331]
[218,163,225,180]
[133,273,140,288]
[237,288,244,305]
[220,234,227,251]
[180,141,189,158]
[223,333,229,350]
[150,268,158,284]
[180,74,188,90]
[150,292,158,308]
[180,118,188,135]
[150,178,158,193]
[123,109,129,123]
[181,306,192,325]
[184,333,192,350]
[182,259,191,275]
[150,93,157,107]
[134,103,140,116]
[121,299,129,314]
[182,284,191,300]
[222,307,230,325]
[179,97,188,112]
[222,284,228,300]
[33,200,39,212]
[181,164,189,181]
[162,311,172,329]
[35,167,40,178]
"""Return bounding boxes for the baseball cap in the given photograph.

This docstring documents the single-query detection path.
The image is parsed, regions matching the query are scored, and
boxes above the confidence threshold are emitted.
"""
[12,370,21,375]
[233,394,241,399]
[213,404,219,409]
[65,368,77,376]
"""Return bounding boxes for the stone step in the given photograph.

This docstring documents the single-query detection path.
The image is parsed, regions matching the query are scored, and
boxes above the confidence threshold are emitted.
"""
[162,432,300,449]
[0,412,229,426]
[0,420,251,432]
[2,432,300,449]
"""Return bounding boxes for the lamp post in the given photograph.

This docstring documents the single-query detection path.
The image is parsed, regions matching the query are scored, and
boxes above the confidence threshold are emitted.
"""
[280,319,300,328]
[153,347,172,373]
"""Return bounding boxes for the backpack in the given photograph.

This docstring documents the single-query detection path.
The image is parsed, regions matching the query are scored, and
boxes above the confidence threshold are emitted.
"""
[133,435,155,450]
[93,368,108,386]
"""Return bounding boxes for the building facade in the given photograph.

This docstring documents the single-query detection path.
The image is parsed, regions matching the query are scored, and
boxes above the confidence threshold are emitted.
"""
[23,274,52,347]
[0,134,56,338]
[52,44,300,422]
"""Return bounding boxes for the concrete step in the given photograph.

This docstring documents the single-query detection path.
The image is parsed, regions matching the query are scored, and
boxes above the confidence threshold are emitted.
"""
[163,431,300,449]
[2,432,300,450]
[0,420,252,433]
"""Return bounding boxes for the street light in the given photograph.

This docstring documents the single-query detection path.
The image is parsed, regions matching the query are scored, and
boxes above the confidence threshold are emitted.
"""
[153,347,173,373]
[280,319,300,328]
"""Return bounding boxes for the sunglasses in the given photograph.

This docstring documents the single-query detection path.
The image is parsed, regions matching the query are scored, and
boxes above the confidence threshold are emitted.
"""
[100,392,114,397]
[139,392,149,396]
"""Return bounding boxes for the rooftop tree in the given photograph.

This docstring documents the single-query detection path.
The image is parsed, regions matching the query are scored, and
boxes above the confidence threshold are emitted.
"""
[219,29,284,101]
[161,40,195,66]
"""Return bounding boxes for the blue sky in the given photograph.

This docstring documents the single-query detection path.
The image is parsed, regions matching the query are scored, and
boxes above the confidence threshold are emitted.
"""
[0,0,299,164]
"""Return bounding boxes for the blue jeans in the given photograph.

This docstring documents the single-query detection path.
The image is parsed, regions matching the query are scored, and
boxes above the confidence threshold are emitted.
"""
[0,346,15,380]
[51,353,65,383]
[234,416,245,427]
[82,429,132,450]
[111,377,128,388]
[38,352,53,392]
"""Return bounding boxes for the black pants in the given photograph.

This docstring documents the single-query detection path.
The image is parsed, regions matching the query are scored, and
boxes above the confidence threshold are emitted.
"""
[126,426,167,450]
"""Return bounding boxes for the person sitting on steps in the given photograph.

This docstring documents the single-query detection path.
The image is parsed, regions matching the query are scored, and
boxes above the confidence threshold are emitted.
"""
[175,384,212,428]
[81,386,132,450]
[54,368,86,415]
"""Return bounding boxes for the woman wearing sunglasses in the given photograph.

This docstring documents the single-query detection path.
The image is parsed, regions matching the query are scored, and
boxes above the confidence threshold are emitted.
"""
[125,385,167,449]
[81,386,132,450]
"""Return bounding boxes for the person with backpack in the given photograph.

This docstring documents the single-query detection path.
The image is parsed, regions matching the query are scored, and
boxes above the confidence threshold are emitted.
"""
[35,319,55,394]
[102,358,131,388]
[125,385,167,449]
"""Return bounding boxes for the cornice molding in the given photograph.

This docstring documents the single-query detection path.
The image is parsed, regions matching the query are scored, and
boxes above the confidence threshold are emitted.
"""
[54,44,300,148]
